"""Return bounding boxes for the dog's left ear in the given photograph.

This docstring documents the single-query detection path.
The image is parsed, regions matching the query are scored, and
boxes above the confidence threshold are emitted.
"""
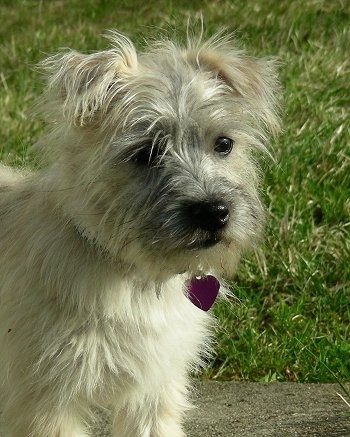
[185,36,281,135]
[40,33,138,126]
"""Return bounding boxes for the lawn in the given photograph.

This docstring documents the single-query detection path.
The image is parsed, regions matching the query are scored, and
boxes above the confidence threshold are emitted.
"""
[0,0,349,383]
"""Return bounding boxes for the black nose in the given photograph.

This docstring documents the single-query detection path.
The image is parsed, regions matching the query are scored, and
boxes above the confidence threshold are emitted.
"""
[187,200,230,232]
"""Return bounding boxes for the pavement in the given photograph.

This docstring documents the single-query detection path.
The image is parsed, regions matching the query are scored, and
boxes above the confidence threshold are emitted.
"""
[185,381,350,437]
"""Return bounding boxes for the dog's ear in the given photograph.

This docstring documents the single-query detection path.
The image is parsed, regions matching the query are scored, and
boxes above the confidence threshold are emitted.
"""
[40,33,138,126]
[185,35,281,136]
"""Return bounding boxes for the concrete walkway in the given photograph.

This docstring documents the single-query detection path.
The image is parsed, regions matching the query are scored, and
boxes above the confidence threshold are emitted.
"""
[185,381,350,436]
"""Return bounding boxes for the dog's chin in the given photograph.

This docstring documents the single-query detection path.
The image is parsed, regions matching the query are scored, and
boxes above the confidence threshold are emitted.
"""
[118,231,238,282]
[164,236,234,276]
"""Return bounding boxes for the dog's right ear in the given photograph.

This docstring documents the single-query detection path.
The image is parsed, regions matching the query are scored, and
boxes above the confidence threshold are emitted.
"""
[184,32,281,138]
[40,32,138,126]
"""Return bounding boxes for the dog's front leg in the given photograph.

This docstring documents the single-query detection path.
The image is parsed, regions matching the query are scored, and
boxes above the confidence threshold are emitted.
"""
[111,379,188,437]
[1,393,90,437]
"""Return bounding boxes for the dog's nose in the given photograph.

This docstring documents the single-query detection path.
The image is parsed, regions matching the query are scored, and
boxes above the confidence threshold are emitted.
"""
[187,201,230,232]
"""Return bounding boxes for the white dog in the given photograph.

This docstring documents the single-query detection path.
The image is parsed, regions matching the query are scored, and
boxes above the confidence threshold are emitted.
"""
[0,30,279,436]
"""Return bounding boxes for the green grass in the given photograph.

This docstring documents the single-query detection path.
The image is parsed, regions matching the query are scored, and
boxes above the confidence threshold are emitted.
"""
[1,0,349,383]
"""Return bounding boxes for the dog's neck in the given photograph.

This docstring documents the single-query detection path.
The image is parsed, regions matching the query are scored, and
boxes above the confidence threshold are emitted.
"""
[72,220,220,311]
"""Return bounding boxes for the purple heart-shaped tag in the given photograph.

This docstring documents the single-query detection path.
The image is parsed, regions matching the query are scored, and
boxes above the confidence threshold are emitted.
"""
[187,275,220,311]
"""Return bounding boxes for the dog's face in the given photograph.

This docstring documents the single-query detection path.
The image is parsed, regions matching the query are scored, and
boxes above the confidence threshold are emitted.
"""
[39,32,280,280]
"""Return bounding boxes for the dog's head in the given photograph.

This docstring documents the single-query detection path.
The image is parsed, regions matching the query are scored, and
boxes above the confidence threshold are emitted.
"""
[38,30,280,280]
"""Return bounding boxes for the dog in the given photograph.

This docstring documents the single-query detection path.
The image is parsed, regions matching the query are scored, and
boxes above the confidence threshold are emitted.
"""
[0,29,280,436]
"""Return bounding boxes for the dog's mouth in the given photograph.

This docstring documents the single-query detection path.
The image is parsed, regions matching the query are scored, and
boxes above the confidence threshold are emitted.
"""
[185,231,229,250]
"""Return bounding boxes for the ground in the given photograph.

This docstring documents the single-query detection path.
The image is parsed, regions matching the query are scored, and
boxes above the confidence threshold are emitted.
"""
[185,381,350,436]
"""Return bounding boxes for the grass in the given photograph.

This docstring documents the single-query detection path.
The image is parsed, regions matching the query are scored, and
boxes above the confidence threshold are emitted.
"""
[1,0,349,383]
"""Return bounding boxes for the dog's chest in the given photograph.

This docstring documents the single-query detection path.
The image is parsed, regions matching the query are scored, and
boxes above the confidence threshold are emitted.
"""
[81,281,211,399]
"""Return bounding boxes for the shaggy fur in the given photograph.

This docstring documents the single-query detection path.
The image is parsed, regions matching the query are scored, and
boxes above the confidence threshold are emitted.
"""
[0,30,280,437]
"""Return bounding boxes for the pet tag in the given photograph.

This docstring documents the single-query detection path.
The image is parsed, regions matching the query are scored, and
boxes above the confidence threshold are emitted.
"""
[187,275,220,311]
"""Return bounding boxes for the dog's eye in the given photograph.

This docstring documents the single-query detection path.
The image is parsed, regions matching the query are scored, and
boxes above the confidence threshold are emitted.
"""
[132,143,159,166]
[214,137,234,157]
